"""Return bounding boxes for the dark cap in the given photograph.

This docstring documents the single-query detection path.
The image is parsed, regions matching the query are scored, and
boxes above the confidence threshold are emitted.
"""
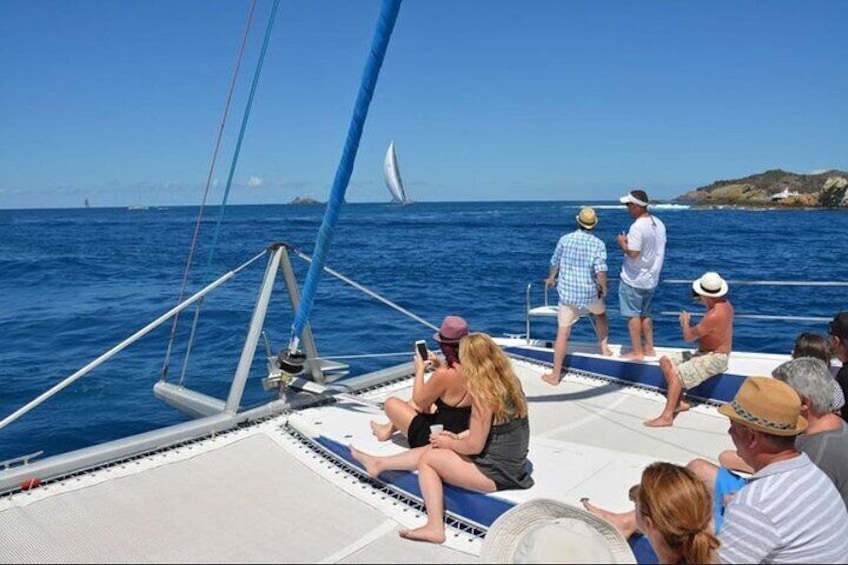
[830,312,848,340]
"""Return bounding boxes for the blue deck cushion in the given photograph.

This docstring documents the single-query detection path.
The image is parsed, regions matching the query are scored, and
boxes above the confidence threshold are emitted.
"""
[504,346,745,405]
[319,430,659,563]
[317,435,513,528]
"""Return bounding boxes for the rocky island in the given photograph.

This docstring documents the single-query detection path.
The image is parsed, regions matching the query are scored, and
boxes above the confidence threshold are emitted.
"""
[289,196,323,206]
[676,169,848,208]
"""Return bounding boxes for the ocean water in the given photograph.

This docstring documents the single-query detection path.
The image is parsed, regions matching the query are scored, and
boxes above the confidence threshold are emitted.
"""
[1,201,846,461]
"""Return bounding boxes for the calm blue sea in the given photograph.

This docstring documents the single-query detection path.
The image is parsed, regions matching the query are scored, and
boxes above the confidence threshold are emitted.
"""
[1,202,846,461]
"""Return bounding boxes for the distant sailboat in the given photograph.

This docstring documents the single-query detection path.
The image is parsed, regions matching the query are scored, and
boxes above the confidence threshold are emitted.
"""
[383,141,409,204]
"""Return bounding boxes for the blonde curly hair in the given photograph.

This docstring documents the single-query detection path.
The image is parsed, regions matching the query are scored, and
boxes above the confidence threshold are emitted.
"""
[459,333,527,424]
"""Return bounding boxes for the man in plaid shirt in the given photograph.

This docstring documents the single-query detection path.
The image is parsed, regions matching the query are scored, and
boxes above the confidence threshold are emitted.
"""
[542,207,612,386]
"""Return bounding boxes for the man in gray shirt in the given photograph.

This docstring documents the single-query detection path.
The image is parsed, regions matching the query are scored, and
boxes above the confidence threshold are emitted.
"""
[774,357,848,508]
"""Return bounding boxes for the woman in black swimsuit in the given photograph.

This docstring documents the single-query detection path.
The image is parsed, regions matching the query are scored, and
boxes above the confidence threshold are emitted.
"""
[351,332,533,544]
[370,316,472,448]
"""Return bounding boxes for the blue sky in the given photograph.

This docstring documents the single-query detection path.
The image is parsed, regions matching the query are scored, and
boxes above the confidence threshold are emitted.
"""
[1,0,846,209]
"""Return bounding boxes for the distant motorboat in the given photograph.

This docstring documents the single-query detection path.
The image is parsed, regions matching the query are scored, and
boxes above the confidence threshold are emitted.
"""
[383,141,410,204]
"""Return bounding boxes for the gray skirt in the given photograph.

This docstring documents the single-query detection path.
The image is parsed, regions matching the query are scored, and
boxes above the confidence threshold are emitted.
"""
[472,416,534,491]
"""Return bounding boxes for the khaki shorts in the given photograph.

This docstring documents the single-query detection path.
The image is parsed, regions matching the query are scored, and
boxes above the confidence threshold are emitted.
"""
[666,351,729,389]
[558,298,605,328]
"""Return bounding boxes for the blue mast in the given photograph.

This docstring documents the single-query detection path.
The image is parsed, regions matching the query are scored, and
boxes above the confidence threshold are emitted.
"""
[285,0,402,365]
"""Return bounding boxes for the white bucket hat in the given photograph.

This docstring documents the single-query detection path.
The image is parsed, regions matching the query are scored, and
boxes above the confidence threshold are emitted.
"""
[480,499,636,564]
[692,271,728,298]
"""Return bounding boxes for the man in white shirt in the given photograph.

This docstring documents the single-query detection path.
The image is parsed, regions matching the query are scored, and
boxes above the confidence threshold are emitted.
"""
[616,189,667,360]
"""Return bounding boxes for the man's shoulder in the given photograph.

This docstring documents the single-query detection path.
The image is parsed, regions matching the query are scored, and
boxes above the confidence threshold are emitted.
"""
[800,420,848,447]
[584,231,606,246]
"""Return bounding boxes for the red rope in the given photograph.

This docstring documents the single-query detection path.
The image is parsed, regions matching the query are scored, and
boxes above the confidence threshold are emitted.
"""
[161,0,258,380]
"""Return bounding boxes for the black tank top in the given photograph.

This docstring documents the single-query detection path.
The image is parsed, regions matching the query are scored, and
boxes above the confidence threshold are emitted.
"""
[433,395,472,432]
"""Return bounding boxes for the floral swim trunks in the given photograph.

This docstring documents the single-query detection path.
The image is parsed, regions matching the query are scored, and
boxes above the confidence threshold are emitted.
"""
[665,350,729,389]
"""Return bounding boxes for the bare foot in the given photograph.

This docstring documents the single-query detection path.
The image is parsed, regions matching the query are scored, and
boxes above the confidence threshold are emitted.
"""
[399,524,446,544]
[600,347,613,357]
[645,349,657,357]
[581,499,634,537]
[643,415,674,427]
[349,445,381,478]
[541,373,561,386]
[370,420,394,442]
[674,400,691,414]
[620,351,644,361]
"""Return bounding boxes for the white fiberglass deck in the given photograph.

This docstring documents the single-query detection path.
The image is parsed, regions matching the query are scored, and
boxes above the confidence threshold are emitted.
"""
[0,348,779,563]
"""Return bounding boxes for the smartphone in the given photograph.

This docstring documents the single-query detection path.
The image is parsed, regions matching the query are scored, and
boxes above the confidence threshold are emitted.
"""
[415,340,428,362]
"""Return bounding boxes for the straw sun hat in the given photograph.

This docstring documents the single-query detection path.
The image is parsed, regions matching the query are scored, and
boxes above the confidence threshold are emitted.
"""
[575,207,598,230]
[480,499,636,564]
[718,376,808,436]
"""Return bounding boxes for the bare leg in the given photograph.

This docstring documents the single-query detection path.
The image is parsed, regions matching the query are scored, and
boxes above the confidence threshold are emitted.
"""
[349,444,428,478]
[718,450,754,474]
[543,324,572,385]
[399,448,496,543]
[620,317,644,360]
[371,397,419,442]
[644,357,685,427]
[642,317,656,357]
[369,420,395,442]
[686,458,720,495]
[581,499,639,539]
[594,312,613,356]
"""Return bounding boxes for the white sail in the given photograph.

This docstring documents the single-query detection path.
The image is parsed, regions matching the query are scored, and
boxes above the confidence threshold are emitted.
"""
[383,141,407,204]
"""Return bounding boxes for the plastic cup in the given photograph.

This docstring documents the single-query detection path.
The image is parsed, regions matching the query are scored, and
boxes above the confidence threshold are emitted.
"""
[429,424,444,435]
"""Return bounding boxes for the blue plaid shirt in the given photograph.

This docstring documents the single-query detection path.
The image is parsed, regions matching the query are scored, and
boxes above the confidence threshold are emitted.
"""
[550,230,608,308]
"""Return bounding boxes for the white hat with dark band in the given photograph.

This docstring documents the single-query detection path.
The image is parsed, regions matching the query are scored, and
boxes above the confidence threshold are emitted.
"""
[692,271,729,298]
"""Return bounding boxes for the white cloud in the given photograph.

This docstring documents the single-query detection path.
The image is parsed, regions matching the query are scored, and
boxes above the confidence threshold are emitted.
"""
[809,168,829,175]
[247,176,263,187]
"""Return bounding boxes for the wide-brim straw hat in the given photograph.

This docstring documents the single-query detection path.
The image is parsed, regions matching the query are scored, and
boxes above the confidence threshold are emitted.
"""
[480,499,636,564]
[576,207,598,230]
[718,376,808,436]
[692,271,728,298]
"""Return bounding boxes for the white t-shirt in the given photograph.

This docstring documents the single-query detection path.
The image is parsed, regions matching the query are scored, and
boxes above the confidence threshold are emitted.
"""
[620,214,666,290]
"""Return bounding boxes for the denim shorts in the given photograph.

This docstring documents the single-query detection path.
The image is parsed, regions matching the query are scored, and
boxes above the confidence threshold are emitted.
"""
[618,282,656,318]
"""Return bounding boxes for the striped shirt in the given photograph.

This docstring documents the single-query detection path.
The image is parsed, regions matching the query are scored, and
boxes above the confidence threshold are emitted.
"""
[550,229,607,309]
[718,453,848,564]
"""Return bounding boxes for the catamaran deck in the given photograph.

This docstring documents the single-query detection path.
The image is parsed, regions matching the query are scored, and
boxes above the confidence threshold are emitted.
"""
[0,346,779,563]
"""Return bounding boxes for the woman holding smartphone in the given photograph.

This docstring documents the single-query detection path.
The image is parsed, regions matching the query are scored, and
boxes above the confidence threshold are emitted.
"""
[369,315,472,448]
[352,332,533,543]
